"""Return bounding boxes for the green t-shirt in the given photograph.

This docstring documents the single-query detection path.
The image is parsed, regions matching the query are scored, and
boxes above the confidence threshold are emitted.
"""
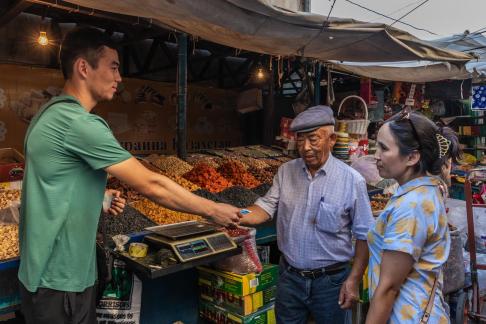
[18,95,132,293]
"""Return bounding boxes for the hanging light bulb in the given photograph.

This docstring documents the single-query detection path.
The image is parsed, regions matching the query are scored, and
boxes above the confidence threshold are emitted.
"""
[256,67,265,80]
[37,31,49,46]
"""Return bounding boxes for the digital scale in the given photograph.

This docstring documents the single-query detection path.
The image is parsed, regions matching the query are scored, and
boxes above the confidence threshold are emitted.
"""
[144,221,237,263]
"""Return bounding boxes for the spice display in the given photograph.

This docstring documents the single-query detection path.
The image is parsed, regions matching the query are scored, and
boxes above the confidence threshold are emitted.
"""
[186,154,222,169]
[0,224,19,260]
[192,189,229,204]
[252,183,272,197]
[248,166,274,184]
[0,190,21,208]
[247,145,283,157]
[139,159,164,173]
[149,155,193,176]
[261,158,283,168]
[167,175,201,191]
[98,205,156,238]
[132,198,203,224]
[217,160,261,189]
[203,149,229,158]
[217,186,260,208]
[106,177,144,202]
[183,163,232,193]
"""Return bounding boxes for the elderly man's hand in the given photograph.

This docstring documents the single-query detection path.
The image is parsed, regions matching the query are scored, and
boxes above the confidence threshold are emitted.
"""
[103,189,126,216]
[339,277,360,309]
[209,203,241,227]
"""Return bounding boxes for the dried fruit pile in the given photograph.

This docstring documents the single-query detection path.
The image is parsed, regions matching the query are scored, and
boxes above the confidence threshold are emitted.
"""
[98,205,156,238]
[106,177,144,202]
[252,183,272,197]
[192,189,229,204]
[131,198,203,224]
[0,224,19,260]
[261,158,283,168]
[149,155,193,176]
[248,166,274,184]
[167,175,201,191]
[235,156,268,170]
[217,160,261,189]
[183,163,232,193]
[217,186,260,208]
[0,190,21,208]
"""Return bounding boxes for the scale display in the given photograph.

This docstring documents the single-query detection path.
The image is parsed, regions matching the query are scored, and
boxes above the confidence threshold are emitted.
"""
[144,231,237,263]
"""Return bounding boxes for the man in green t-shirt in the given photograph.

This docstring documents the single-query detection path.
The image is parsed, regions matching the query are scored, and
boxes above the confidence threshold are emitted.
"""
[18,27,241,324]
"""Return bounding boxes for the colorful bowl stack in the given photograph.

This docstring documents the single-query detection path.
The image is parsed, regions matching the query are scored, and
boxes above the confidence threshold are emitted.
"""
[333,122,350,161]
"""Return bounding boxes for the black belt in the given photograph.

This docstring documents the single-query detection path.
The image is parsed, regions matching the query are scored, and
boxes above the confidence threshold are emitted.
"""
[283,258,348,279]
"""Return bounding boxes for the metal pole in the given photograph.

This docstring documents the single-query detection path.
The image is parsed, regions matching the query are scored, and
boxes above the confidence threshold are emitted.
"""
[176,33,188,159]
[314,62,321,105]
[303,0,311,12]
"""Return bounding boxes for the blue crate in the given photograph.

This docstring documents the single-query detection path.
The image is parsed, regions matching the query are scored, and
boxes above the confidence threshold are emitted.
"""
[0,257,20,314]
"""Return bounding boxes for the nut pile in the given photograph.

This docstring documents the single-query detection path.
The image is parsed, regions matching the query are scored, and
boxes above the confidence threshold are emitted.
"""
[98,205,156,238]
[139,159,164,173]
[186,154,222,169]
[217,160,261,189]
[261,158,283,168]
[235,156,268,170]
[0,224,19,260]
[252,183,272,197]
[149,155,193,176]
[217,186,260,208]
[0,190,21,208]
[248,145,283,157]
[183,163,232,193]
[131,198,203,225]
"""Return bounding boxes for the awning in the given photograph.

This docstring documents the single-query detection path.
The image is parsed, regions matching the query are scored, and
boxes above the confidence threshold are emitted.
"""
[62,0,472,63]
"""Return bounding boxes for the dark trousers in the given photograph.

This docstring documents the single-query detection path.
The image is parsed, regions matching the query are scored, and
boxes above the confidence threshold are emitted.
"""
[276,258,351,324]
[20,283,97,324]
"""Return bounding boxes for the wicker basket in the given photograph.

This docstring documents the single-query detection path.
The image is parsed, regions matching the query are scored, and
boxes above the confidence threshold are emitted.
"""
[337,95,370,135]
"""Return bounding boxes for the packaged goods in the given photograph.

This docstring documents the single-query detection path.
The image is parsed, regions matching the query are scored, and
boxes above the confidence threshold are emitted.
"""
[131,198,203,224]
[198,264,279,297]
[183,163,232,193]
[199,284,276,316]
[216,227,262,274]
[218,160,261,189]
[199,300,275,324]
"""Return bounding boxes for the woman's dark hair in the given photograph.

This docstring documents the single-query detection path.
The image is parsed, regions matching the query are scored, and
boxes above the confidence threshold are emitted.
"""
[59,27,116,80]
[386,111,461,175]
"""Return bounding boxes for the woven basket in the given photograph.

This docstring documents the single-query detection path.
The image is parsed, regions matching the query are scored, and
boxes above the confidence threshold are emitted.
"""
[337,95,370,135]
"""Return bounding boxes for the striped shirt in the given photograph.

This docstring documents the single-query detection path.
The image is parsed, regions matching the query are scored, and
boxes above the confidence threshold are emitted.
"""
[255,155,374,269]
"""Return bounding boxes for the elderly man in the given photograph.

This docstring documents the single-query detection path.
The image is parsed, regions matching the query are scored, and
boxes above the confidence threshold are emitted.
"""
[240,105,374,324]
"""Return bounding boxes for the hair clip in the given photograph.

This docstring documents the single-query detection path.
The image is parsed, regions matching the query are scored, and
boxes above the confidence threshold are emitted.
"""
[436,133,451,158]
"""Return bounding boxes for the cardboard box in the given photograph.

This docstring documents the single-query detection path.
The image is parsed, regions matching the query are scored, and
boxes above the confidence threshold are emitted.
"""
[200,283,276,316]
[198,264,279,297]
[0,149,24,182]
[199,300,275,324]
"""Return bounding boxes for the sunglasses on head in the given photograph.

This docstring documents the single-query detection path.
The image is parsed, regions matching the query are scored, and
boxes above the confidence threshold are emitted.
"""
[396,109,422,150]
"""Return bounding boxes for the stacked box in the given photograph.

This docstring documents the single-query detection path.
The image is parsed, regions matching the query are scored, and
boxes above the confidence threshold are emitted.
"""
[198,264,279,323]
[199,300,275,324]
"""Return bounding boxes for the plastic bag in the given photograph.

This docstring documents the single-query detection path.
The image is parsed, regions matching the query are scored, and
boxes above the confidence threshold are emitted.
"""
[463,251,486,297]
[442,229,465,294]
[214,227,263,274]
[0,191,20,225]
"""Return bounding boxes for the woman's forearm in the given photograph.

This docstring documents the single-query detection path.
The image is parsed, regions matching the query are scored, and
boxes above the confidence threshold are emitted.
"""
[365,285,400,324]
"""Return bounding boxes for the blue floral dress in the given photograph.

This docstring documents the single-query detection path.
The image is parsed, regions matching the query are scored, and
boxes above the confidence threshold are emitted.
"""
[368,176,450,323]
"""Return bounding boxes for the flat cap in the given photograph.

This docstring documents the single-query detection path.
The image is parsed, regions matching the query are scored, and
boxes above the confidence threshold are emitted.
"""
[290,105,335,133]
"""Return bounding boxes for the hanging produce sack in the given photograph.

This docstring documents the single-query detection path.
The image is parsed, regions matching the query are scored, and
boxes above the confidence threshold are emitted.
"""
[96,259,142,324]
[337,95,370,135]
[442,228,465,294]
[214,227,263,274]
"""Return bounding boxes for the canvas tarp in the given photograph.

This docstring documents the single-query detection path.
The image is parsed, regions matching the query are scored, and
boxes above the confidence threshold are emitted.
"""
[62,0,472,64]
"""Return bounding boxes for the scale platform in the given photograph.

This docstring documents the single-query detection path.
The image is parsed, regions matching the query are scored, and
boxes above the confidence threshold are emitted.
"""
[145,221,238,263]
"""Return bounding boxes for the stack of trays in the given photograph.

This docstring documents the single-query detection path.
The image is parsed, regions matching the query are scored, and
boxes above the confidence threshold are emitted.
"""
[333,131,350,160]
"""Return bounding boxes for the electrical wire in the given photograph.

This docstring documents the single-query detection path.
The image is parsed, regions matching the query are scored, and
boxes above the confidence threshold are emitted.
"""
[369,0,422,23]
[326,0,338,23]
[389,0,431,27]
[343,0,437,35]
